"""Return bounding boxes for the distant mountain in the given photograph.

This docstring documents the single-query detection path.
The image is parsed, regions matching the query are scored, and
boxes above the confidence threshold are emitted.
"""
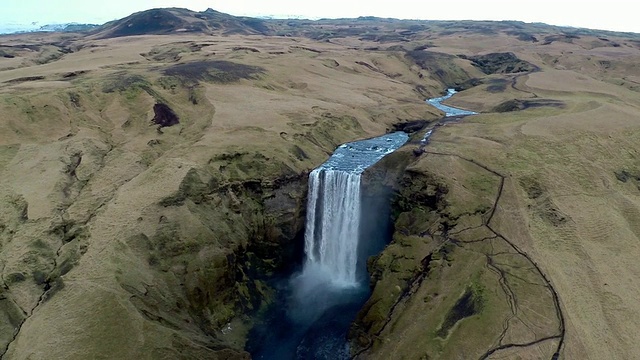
[37,23,99,32]
[0,22,99,35]
[92,8,272,39]
[7,7,635,40]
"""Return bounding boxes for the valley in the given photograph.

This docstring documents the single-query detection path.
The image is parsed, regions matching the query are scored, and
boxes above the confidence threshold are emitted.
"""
[0,8,639,359]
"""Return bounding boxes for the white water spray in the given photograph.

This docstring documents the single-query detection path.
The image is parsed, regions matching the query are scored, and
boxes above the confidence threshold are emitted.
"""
[304,169,362,287]
[289,132,408,324]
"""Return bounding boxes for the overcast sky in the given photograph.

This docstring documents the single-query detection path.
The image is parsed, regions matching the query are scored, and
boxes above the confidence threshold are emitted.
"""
[1,0,638,33]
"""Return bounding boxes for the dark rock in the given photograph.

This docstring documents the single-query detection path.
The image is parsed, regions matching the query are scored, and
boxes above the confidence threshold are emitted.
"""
[456,77,484,91]
[5,273,26,284]
[492,99,565,113]
[152,103,179,127]
[62,70,87,79]
[164,60,264,84]
[615,169,640,184]
[232,46,260,52]
[3,76,45,84]
[392,120,429,133]
[615,170,631,182]
[461,52,536,75]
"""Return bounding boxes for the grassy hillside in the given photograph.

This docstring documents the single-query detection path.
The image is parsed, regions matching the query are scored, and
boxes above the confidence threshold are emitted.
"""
[1,8,640,359]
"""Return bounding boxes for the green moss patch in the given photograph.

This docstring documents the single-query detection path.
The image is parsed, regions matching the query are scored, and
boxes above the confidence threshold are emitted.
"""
[436,285,485,338]
[163,60,265,84]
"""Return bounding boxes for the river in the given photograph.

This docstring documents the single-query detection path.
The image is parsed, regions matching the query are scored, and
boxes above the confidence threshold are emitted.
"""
[248,89,475,359]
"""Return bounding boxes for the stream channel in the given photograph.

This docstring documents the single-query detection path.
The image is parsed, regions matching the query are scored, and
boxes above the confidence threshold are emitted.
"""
[247,89,476,359]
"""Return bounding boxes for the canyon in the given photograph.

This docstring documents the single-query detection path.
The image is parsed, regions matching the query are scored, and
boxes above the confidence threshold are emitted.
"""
[0,7,640,359]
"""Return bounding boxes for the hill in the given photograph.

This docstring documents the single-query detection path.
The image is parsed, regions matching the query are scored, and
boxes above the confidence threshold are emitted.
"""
[92,8,272,38]
[1,8,640,360]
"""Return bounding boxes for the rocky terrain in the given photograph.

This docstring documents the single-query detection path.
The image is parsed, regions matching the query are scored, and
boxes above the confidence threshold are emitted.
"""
[1,7,640,359]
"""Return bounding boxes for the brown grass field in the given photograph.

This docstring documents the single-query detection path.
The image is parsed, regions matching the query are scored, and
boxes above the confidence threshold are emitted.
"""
[1,8,640,359]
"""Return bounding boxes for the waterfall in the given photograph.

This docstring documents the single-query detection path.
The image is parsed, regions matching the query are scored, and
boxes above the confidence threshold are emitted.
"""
[296,132,409,292]
[303,168,362,287]
[287,132,408,327]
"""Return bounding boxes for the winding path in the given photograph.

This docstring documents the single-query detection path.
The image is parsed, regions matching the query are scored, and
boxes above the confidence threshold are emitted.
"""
[355,76,566,359]
[426,150,565,360]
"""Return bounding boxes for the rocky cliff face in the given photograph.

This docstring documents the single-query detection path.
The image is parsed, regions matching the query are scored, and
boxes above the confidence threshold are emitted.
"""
[350,140,565,359]
[153,167,309,333]
[0,26,444,357]
[4,8,640,359]
[0,137,313,359]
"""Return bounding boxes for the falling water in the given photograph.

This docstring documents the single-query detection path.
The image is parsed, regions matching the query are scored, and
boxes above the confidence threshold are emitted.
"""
[304,169,362,286]
[283,132,408,333]
[249,90,474,360]
[298,132,409,292]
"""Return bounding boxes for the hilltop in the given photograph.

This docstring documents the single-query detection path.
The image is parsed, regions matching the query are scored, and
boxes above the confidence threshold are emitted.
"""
[1,8,640,360]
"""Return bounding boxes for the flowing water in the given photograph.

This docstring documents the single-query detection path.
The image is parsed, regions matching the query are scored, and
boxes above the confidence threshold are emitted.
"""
[301,133,409,287]
[249,132,408,359]
[303,170,361,286]
[249,89,474,359]
[427,88,478,117]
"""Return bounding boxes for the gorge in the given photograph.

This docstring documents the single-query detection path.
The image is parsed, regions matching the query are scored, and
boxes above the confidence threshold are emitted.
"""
[250,90,471,359]
[2,9,639,359]
[248,132,409,359]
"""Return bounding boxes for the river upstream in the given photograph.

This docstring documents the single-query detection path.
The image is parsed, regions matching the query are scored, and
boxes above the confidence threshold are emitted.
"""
[248,89,475,359]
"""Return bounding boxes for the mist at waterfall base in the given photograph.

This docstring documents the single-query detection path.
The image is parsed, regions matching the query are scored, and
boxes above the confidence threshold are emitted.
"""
[248,132,408,360]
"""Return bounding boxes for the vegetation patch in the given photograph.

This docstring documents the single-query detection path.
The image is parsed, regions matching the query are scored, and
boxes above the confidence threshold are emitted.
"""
[163,60,264,84]
[5,273,26,284]
[289,145,309,161]
[101,73,169,103]
[492,99,565,113]
[460,52,536,74]
[543,34,580,45]
[436,285,485,338]
[519,176,569,226]
[505,30,539,42]
[519,176,545,199]
[405,51,471,87]
[0,48,16,58]
[393,171,448,215]
[3,76,46,84]
[143,47,185,62]
[102,73,151,93]
[34,47,66,65]
[485,78,509,93]
[232,47,260,53]
[454,78,483,91]
[142,42,206,62]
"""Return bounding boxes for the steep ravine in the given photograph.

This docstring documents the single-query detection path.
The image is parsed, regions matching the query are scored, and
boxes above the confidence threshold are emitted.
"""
[151,168,311,354]
[246,132,410,359]
[349,138,565,359]
[0,39,562,357]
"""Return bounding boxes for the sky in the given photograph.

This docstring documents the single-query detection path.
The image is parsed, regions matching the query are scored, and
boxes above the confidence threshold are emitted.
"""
[0,0,638,34]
